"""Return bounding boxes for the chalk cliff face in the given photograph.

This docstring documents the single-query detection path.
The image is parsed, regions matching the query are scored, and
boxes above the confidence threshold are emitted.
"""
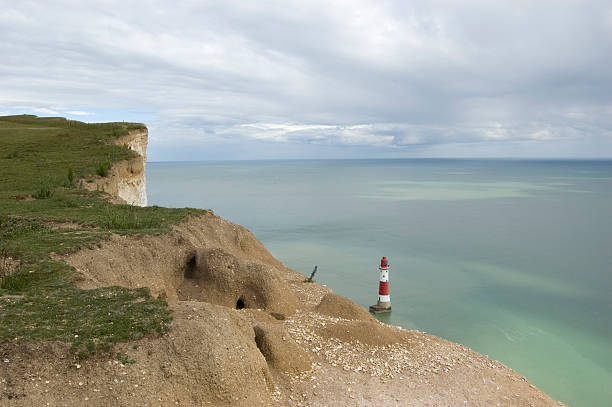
[113,129,148,206]
[83,129,148,206]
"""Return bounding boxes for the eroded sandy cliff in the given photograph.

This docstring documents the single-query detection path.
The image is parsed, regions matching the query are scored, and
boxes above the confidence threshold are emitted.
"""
[41,214,564,407]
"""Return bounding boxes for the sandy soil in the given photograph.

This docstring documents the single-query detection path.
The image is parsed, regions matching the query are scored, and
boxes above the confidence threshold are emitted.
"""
[0,214,567,406]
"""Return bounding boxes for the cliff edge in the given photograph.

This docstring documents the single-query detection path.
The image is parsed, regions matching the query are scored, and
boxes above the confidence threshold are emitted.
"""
[0,120,566,407]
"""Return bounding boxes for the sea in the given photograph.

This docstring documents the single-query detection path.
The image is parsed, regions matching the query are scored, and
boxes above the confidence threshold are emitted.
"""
[147,159,612,407]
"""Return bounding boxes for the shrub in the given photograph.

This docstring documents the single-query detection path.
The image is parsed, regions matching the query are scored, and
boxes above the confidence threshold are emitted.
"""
[0,271,30,291]
[34,184,54,199]
[5,150,19,159]
[0,244,12,283]
[96,159,111,177]
[67,167,74,185]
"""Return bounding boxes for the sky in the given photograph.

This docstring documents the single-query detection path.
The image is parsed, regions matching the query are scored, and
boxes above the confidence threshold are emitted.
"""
[1,0,612,160]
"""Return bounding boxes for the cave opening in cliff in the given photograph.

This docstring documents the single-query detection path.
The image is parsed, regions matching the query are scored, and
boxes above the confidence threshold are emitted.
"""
[178,254,206,301]
[236,297,245,309]
[184,255,197,280]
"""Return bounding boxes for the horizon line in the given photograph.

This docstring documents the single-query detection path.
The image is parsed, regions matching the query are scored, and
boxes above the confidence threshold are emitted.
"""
[148,157,612,164]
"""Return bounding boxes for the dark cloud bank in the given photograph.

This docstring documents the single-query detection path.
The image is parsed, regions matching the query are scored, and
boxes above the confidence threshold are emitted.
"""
[1,0,612,159]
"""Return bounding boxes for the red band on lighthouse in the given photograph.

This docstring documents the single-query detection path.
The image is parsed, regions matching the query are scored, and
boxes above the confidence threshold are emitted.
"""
[378,281,389,295]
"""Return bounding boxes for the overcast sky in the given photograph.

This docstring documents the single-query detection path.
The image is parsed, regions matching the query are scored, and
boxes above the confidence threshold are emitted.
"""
[2,0,612,160]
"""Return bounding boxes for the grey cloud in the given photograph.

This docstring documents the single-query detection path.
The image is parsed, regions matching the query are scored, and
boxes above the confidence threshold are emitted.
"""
[1,0,611,158]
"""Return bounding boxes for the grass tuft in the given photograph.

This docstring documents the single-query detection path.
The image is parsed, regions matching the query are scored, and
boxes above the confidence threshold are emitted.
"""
[34,184,54,199]
[0,243,12,283]
[95,159,111,177]
[67,167,74,186]
[1,270,32,291]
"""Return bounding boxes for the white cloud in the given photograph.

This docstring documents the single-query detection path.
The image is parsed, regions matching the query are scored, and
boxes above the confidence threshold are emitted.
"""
[33,107,59,115]
[65,110,94,116]
[0,0,611,158]
[529,130,554,141]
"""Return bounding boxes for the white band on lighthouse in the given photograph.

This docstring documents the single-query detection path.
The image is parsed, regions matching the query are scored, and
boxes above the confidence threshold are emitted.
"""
[378,295,390,302]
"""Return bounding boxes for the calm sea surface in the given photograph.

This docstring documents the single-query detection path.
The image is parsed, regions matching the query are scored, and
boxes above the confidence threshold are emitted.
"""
[147,159,612,406]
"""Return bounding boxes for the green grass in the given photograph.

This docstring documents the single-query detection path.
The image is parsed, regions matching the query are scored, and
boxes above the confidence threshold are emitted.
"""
[0,115,205,357]
[0,286,171,359]
[95,159,111,177]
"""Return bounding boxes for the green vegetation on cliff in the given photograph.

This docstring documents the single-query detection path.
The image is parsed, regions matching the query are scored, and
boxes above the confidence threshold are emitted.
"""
[0,115,203,357]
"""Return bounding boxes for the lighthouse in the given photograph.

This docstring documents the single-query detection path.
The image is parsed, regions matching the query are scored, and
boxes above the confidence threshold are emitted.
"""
[369,256,392,314]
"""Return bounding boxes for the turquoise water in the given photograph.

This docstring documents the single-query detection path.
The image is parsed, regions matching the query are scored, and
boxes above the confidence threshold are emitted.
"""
[147,159,612,406]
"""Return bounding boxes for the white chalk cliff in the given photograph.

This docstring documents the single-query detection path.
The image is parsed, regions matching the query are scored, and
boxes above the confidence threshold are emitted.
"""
[114,129,148,206]
[83,129,148,206]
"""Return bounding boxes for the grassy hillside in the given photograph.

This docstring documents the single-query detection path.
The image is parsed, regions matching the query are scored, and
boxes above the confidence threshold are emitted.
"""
[0,115,203,358]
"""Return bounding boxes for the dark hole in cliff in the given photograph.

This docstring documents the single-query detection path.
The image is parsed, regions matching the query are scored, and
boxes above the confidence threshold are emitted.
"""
[184,255,197,279]
[177,254,205,301]
[236,297,245,309]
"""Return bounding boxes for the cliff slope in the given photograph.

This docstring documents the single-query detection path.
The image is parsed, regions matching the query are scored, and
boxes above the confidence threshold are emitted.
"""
[44,215,564,407]
[0,116,566,406]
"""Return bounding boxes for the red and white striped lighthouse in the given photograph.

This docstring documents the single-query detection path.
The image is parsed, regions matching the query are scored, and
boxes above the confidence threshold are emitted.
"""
[369,256,392,314]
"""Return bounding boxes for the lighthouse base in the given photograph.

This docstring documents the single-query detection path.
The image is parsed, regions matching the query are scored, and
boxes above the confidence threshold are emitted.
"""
[369,302,392,314]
